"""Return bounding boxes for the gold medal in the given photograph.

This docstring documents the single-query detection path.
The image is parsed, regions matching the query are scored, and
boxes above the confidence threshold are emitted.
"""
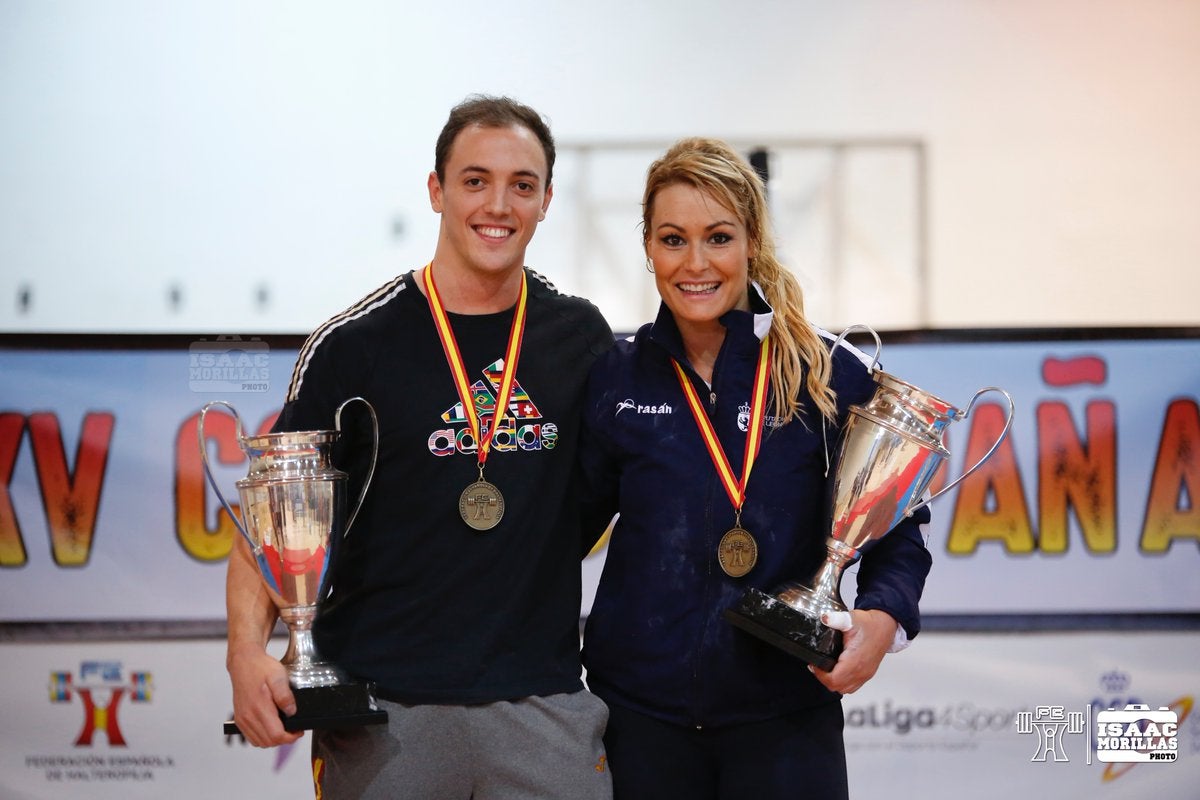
[459,479,505,531]
[718,526,758,578]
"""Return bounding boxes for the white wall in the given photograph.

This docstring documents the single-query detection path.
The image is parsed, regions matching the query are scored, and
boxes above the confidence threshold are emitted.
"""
[1,0,1197,334]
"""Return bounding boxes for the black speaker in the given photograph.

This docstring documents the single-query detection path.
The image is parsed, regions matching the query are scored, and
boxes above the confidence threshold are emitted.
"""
[748,148,770,191]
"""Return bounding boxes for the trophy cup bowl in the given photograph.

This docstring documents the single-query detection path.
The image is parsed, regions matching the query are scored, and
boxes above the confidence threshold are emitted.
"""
[199,398,388,734]
[725,330,1015,671]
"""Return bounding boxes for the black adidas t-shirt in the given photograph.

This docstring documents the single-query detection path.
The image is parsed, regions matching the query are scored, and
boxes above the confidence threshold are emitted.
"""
[275,268,613,703]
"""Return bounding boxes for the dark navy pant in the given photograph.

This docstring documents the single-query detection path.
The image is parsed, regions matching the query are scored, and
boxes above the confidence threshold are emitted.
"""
[603,699,848,800]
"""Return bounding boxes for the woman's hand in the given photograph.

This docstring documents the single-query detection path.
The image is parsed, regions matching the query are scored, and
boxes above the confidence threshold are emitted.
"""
[807,609,897,695]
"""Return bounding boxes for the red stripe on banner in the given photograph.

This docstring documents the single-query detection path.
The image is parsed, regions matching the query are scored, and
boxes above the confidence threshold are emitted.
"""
[1042,355,1106,386]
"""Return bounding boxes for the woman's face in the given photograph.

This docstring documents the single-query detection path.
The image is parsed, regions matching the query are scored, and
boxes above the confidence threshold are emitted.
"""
[646,182,753,329]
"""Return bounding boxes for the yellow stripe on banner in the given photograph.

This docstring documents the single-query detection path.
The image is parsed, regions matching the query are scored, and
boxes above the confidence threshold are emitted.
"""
[313,757,325,800]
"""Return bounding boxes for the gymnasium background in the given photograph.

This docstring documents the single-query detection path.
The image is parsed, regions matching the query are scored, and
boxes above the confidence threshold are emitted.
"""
[2,2,1197,798]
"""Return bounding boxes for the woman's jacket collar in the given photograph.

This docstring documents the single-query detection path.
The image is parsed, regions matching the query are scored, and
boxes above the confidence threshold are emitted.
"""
[647,280,774,367]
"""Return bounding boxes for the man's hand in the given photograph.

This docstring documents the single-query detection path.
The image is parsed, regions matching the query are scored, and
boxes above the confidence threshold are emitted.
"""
[228,645,302,747]
[807,609,897,695]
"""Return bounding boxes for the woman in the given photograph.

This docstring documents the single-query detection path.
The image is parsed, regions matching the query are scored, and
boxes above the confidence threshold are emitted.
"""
[580,138,932,799]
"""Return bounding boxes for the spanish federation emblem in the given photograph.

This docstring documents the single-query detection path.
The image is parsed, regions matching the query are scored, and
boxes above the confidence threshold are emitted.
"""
[460,480,505,531]
[718,526,757,577]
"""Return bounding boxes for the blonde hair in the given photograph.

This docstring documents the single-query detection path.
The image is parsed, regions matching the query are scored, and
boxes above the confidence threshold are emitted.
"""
[641,137,837,423]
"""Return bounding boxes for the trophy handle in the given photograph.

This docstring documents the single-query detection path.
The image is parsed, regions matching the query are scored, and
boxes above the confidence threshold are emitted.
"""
[905,386,1016,516]
[196,401,253,548]
[829,323,882,373]
[820,324,884,477]
[335,396,379,538]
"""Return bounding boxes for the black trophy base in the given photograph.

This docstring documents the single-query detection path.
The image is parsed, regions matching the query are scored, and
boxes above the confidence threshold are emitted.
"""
[223,682,389,736]
[724,587,842,671]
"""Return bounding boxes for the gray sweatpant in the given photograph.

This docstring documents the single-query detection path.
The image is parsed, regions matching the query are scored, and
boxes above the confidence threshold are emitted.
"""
[311,691,612,799]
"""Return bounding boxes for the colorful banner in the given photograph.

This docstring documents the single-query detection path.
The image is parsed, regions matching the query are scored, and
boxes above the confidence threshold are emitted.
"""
[2,632,1194,799]
[843,630,1199,799]
[1,331,1198,621]
[2,336,286,620]
[873,335,1199,615]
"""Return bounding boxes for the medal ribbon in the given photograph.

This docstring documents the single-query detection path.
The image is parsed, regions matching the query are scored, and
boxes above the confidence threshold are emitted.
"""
[422,262,528,467]
[671,336,771,513]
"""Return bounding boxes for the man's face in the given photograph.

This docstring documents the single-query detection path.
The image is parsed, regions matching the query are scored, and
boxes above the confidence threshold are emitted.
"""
[428,123,552,278]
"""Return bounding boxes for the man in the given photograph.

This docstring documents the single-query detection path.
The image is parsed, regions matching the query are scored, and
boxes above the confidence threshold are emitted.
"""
[226,95,614,799]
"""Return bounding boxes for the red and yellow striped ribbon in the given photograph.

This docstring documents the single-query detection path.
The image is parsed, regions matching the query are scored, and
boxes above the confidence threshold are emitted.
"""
[671,335,771,511]
[422,262,528,466]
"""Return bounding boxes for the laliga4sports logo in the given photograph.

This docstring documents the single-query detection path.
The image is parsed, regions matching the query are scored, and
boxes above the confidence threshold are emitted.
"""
[427,357,558,456]
[49,661,152,746]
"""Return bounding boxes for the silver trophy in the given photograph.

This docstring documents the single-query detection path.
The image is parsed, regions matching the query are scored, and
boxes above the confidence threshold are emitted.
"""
[198,397,388,733]
[725,326,1015,670]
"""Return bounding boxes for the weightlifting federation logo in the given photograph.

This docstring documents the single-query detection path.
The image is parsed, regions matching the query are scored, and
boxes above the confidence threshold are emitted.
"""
[1095,704,1179,763]
[49,661,153,746]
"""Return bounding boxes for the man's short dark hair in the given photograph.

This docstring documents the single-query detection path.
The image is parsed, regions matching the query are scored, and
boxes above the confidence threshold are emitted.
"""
[434,95,556,187]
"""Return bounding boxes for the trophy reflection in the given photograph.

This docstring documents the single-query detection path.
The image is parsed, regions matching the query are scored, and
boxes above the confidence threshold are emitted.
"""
[199,397,388,733]
[725,327,1015,670]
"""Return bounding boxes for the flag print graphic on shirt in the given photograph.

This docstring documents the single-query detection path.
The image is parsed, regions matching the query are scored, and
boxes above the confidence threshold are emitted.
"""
[428,358,557,457]
[440,358,542,423]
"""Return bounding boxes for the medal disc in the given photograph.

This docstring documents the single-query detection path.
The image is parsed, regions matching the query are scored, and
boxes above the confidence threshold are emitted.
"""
[718,526,758,578]
[459,480,505,531]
